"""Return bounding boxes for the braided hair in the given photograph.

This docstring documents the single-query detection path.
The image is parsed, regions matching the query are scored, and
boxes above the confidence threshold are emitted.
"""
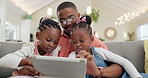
[38,17,61,32]
[72,15,92,37]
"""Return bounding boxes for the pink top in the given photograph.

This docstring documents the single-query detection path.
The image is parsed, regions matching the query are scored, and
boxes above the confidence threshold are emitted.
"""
[33,41,52,56]
[58,31,108,57]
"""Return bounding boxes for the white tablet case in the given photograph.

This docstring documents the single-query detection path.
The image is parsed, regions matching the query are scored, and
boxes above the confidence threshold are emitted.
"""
[31,56,86,78]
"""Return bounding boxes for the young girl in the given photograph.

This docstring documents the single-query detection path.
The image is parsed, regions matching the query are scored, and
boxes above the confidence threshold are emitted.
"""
[69,16,147,78]
[0,17,61,76]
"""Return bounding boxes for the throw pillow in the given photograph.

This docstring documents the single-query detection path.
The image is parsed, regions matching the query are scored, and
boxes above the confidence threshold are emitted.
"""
[144,40,148,73]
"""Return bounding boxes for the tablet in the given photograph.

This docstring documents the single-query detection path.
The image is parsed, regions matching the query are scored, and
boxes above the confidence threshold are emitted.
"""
[31,56,86,78]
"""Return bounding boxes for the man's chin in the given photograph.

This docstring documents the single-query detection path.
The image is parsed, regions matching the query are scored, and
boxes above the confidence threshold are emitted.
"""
[64,30,71,34]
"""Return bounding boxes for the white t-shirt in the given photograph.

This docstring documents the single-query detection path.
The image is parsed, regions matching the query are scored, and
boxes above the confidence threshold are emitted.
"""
[0,42,61,69]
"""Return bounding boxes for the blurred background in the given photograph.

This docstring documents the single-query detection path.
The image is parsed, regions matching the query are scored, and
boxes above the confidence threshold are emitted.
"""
[0,0,148,42]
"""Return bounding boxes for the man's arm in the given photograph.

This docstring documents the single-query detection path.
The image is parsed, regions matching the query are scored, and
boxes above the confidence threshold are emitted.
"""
[91,36,108,50]
[102,64,123,77]
[91,36,123,77]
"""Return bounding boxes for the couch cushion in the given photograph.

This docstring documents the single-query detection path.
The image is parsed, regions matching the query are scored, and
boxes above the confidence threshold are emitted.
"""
[0,42,25,58]
[105,41,145,73]
[0,42,25,77]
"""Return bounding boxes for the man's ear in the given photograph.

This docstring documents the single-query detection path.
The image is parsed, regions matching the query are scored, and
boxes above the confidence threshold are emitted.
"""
[78,13,80,17]
[90,36,94,43]
[36,32,40,40]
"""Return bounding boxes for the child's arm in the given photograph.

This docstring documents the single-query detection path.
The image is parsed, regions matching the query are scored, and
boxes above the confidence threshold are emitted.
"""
[95,48,142,78]
[77,50,101,77]
[69,51,123,77]
[0,45,34,69]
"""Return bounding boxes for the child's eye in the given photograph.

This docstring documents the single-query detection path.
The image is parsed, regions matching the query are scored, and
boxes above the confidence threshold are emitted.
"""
[72,41,76,44]
[80,40,84,43]
[46,39,51,42]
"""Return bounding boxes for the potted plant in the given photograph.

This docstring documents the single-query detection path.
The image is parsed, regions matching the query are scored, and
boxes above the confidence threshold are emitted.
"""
[89,9,100,23]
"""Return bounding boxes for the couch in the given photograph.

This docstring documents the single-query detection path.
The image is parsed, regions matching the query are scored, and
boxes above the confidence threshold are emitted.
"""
[0,42,25,78]
[0,41,146,77]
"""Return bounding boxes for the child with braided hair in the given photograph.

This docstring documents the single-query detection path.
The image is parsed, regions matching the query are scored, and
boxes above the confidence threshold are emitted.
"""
[0,17,61,77]
[69,16,148,78]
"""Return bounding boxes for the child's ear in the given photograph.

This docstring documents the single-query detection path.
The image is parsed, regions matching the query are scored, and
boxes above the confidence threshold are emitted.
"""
[36,32,40,40]
[90,36,94,43]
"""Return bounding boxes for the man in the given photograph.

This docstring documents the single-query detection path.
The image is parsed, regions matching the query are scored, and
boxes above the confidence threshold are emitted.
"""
[57,2,108,57]
[57,1,123,77]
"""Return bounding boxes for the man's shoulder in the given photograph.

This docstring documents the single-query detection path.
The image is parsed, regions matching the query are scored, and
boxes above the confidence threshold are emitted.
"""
[58,35,71,46]
[91,35,104,45]
[93,36,102,42]
[91,36,108,50]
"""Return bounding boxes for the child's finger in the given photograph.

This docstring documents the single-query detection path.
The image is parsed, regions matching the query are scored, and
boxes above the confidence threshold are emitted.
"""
[23,66,35,73]
[78,50,87,57]
[76,50,84,58]
[81,52,90,58]
[23,65,40,76]
[86,54,93,60]
[18,66,34,76]
[27,59,33,66]
[78,50,87,54]
[76,54,81,58]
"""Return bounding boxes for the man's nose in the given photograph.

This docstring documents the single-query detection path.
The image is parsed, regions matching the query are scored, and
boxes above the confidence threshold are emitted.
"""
[65,20,72,26]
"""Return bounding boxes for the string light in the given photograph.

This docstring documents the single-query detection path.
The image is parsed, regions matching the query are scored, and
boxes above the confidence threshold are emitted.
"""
[115,12,136,26]
[86,6,92,14]
[114,8,148,26]
[47,7,52,16]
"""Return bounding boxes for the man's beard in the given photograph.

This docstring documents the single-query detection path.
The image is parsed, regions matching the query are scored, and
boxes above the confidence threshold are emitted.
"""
[64,30,71,37]
[63,24,74,37]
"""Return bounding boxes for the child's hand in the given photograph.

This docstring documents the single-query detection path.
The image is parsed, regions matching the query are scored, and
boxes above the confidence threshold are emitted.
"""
[17,65,41,76]
[19,58,32,66]
[18,58,42,76]
[77,50,101,77]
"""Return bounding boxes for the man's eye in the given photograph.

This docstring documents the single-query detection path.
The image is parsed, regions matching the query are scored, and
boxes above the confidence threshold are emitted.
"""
[67,18,73,22]
[60,20,64,23]
[80,40,84,43]
[60,20,66,24]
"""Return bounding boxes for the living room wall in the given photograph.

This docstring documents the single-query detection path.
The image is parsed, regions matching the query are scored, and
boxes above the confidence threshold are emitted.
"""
[1,0,147,42]
[130,10,148,40]
[31,0,138,42]
[14,0,148,42]
[91,6,131,42]
[0,0,7,41]
[32,0,137,42]
[0,0,27,41]
[6,1,27,40]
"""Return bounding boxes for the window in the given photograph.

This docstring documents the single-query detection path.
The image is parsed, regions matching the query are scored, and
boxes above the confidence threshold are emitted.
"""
[5,22,18,40]
[138,24,148,40]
